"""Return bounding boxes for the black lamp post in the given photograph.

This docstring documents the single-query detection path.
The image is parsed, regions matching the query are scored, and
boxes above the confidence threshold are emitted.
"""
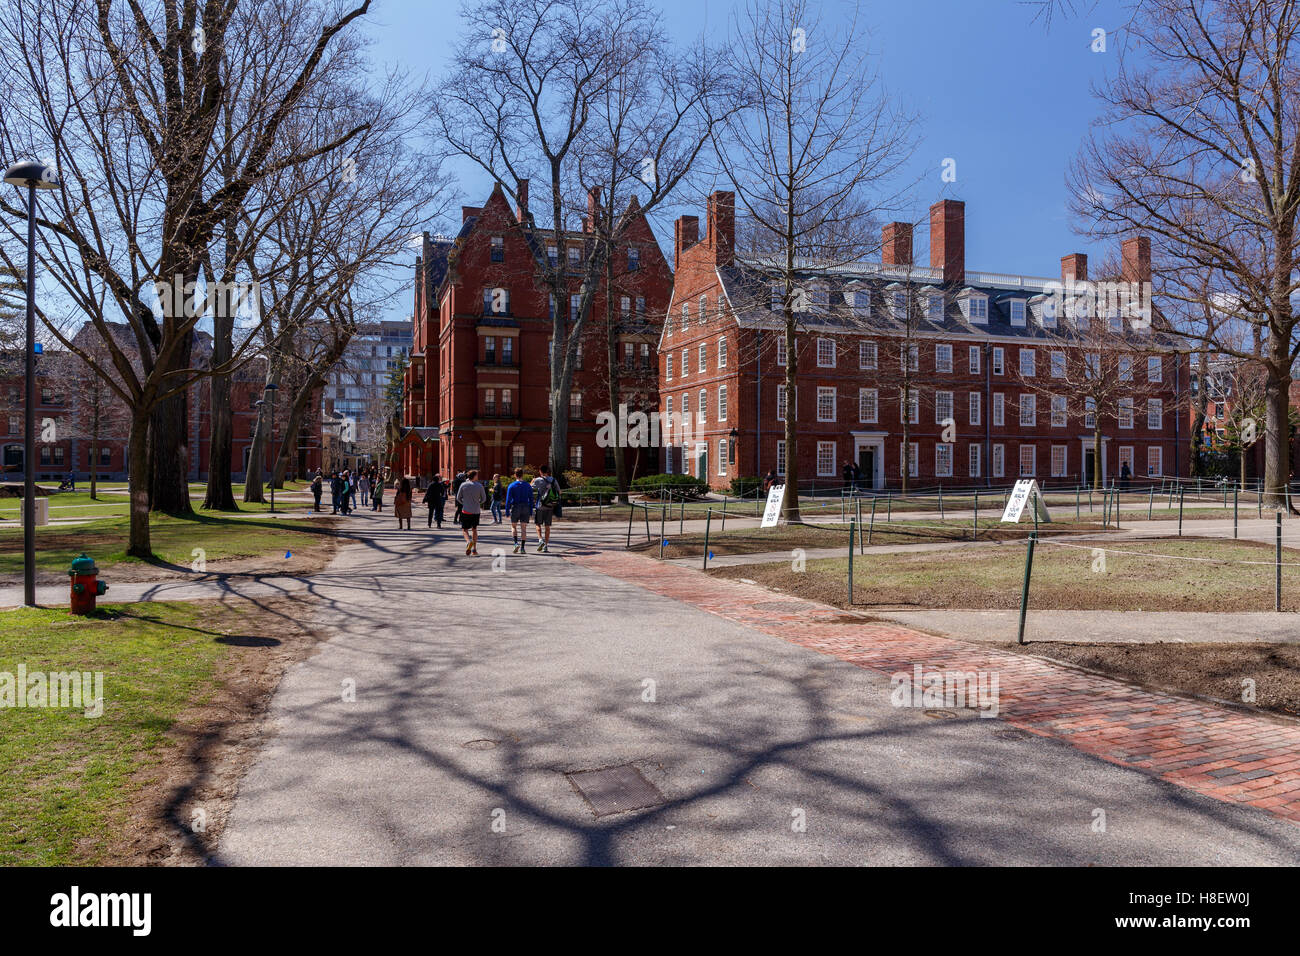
[4,160,59,607]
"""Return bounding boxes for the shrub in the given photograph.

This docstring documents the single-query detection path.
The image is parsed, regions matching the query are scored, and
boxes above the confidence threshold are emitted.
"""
[562,470,587,489]
[630,473,709,499]
[729,476,762,499]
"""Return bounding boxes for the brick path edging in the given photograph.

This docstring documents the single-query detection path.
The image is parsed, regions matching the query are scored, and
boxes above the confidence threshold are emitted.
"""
[566,549,1300,824]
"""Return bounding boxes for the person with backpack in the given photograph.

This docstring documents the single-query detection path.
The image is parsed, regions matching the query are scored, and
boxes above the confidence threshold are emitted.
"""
[310,470,324,512]
[423,474,448,529]
[530,464,561,553]
[371,473,385,511]
[451,470,466,524]
[505,468,534,553]
[455,469,489,555]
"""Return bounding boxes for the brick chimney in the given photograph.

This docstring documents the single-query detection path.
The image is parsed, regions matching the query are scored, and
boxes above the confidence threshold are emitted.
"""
[516,179,529,224]
[707,191,735,266]
[674,215,699,270]
[1061,253,1087,285]
[1121,236,1151,285]
[930,199,965,287]
[461,205,480,223]
[882,222,913,267]
[585,186,601,232]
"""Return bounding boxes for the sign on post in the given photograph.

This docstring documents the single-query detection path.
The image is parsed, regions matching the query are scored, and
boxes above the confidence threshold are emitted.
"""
[1001,479,1051,524]
[761,484,785,528]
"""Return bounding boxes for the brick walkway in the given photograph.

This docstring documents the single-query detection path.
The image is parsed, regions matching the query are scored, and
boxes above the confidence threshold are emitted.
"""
[566,549,1300,824]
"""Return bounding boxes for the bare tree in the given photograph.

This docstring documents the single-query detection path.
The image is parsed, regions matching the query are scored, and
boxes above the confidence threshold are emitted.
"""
[711,0,918,521]
[1070,0,1300,508]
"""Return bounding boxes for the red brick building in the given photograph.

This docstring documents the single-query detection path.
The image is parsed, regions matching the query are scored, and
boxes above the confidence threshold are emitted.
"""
[662,193,1188,489]
[399,181,672,479]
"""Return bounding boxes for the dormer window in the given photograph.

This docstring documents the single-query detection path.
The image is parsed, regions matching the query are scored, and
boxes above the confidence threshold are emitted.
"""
[1029,294,1057,329]
[809,283,830,311]
[959,290,989,324]
[770,284,782,312]
[1008,299,1026,327]
[926,291,944,320]
[852,288,870,312]
[892,290,907,319]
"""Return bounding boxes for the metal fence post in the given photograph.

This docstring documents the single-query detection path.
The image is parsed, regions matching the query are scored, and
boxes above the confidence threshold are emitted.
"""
[938,486,944,522]
[703,509,712,571]
[1233,487,1239,539]
[1178,487,1185,536]
[1148,486,1154,521]
[973,490,979,540]
[848,519,856,605]
[868,496,877,546]
[626,501,635,548]
[1017,532,1037,645]
[1276,512,1283,612]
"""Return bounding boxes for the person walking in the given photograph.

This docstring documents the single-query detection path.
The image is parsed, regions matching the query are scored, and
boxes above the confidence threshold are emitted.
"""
[452,470,467,525]
[393,476,413,530]
[530,464,561,553]
[310,470,324,512]
[423,474,447,529]
[490,474,506,524]
[372,473,385,511]
[455,469,489,555]
[505,468,534,553]
[358,472,371,508]
[340,470,353,515]
[329,471,343,514]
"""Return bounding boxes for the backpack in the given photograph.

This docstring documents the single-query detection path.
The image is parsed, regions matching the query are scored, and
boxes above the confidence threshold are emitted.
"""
[539,476,561,507]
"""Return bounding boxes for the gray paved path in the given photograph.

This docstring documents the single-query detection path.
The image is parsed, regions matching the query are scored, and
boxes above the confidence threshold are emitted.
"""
[217,514,1300,865]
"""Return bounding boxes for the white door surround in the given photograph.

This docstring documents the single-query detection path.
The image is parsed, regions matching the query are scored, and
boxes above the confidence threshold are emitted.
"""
[851,431,887,490]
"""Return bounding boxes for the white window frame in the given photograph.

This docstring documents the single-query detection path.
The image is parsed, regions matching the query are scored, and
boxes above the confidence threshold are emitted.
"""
[1148,356,1163,383]
[1019,444,1036,477]
[1019,348,1035,378]
[817,386,837,423]
[992,443,1005,478]
[1147,446,1162,477]
[935,390,953,424]
[1119,397,1134,429]
[935,344,953,374]
[969,346,981,375]
[992,347,1004,375]
[993,392,1005,427]
[816,441,836,477]
[1009,299,1027,327]
[1147,398,1162,430]
[718,338,728,368]
[718,385,728,422]
[859,388,878,424]
[817,337,836,368]
[969,392,981,426]
[776,439,787,476]
[901,441,918,478]
[859,341,877,370]
[1051,445,1067,478]
[776,384,787,422]
[901,388,919,425]
[698,389,707,424]
[776,336,787,366]
[935,443,953,477]
[1050,351,1065,378]
[1019,394,1036,427]
[1051,395,1066,427]
[968,443,981,478]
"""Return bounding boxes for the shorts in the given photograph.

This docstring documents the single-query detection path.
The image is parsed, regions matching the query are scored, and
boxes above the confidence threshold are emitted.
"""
[534,506,554,526]
[459,512,480,530]
[510,504,532,523]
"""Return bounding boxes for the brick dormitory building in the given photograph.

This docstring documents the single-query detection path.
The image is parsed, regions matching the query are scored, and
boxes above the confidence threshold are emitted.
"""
[395,181,673,480]
[661,192,1189,490]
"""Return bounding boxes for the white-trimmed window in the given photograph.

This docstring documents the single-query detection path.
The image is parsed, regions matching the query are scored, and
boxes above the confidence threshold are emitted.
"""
[969,346,981,374]
[1019,394,1036,427]
[776,336,787,366]
[1019,444,1036,477]
[935,344,953,373]
[698,344,707,372]
[1050,351,1065,378]
[891,290,908,319]
[859,388,878,423]
[681,393,689,420]
[570,444,584,470]
[851,287,871,313]
[776,439,786,475]
[697,389,707,424]
[570,390,583,419]
[1147,398,1162,430]
[1009,299,1027,326]
[1148,356,1163,382]
[571,294,582,321]
[1147,446,1162,477]
[992,347,1004,375]
[666,354,673,381]
[969,392,981,426]
[512,444,526,469]
[1119,397,1134,429]
[935,443,953,477]
[680,348,689,377]
[993,393,1005,427]
[965,294,989,324]
[1020,348,1035,378]
[809,282,830,311]
[466,444,480,471]
[718,338,728,368]
[1051,395,1066,427]
[1119,356,1132,381]
[1085,397,1096,429]
[1051,445,1068,477]
[718,385,728,421]
[817,338,836,368]
[665,396,673,431]
[817,386,837,422]
[817,441,836,477]
[992,443,1005,478]
[1119,446,1134,476]
[901,441,918,478]
[969,443,981,478]
[901,344,919,372]
[770,284,782,311]
[681,303,690,333]
[776,385,787,422]
[568,245,581,269]
[901,388,919,424]
[698,294,707,323]
[927,292,944,320]
[935,390,954,424]
[859,342,877,370]
[718,438,728,476]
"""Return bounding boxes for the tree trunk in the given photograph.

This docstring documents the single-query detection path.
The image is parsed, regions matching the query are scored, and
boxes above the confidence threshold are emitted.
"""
[273,380,318,487]
[604,254,629,502]
[1093,429,1103,489]
[782,311,801,523]
[126,413,152,558]
[89,399,99,501]
[1263,347,1292,510]
[203,309,237,510]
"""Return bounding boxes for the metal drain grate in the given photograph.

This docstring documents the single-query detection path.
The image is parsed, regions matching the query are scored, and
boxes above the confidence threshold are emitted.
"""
[995,729,1032,741]
[566,764,667,817]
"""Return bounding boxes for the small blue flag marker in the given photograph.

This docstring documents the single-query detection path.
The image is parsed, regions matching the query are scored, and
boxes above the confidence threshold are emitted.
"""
[708,551,714,560]
[284,551,292,559]
[33,343,43,354]
[662,539,669,547]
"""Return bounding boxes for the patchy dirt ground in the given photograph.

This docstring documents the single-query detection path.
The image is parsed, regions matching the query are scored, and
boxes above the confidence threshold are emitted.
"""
[1006,641,1300,721]
[104,595,325,866]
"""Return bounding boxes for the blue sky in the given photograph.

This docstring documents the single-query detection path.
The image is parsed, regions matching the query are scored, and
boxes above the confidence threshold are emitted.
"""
[364,0,1133,303]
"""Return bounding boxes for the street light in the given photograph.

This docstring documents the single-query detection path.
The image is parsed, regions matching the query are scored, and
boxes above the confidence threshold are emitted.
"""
[4,160,60,607]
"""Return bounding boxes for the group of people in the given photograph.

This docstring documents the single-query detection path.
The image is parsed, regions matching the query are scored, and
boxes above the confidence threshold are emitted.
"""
[310,464,387,514]
[402,465,562,555]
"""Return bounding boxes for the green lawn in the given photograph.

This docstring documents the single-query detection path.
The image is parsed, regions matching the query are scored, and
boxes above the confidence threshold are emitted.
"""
[0,602,228,864]
[0,511,335,577]
[714,536,1300,613]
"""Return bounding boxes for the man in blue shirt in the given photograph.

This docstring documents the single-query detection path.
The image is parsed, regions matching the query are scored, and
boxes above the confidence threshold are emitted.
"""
[504,467,534,554]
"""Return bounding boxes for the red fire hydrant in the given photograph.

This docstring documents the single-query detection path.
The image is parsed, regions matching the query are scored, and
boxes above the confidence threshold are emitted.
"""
[69,553,108,615]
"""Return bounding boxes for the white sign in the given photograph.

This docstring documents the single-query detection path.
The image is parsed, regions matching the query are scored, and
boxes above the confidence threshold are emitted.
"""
[761,484,785,528]
[1000,479,1052,523]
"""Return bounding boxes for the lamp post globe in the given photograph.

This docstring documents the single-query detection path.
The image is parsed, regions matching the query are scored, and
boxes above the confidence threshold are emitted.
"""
[4,160,60,608]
